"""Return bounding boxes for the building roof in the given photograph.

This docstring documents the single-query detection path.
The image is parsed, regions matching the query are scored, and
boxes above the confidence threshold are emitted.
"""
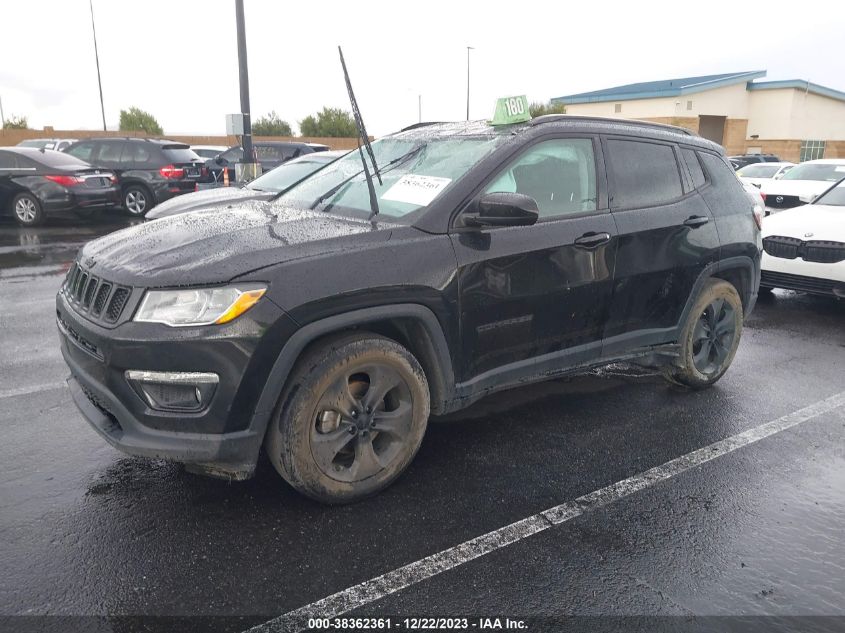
[553,70,767,105]
[747,80,845,103]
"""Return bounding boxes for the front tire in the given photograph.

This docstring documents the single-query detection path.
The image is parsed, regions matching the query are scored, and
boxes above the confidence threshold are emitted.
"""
[123,184,152,216]
[12,193,44,226]
[266,333,430,504]
[665,279,743,389]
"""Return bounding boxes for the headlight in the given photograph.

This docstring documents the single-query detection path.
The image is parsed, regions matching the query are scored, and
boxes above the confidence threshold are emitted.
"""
[134,284,266,327]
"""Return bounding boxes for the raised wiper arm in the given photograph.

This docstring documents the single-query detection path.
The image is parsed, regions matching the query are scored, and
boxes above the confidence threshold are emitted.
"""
[339,46,381,220]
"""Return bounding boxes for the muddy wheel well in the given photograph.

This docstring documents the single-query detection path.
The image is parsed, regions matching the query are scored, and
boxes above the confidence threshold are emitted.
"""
[299,318,451,415]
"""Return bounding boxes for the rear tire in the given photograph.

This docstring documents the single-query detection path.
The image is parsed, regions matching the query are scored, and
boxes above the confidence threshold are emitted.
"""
[665,279,743,389]
[12,193,44,227]
[266,333,430,504]
[123,184,152,216]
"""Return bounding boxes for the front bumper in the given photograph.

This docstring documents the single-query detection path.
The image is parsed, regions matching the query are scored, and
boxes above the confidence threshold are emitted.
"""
[56,287,297,478]
[761,252,845,296]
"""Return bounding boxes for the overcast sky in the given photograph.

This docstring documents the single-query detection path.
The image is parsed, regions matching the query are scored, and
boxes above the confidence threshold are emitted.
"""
[2,0,843,137]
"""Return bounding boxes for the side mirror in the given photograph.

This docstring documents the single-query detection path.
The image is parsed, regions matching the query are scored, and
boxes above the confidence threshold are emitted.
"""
[215,156,227,165]
[463,192,539,228]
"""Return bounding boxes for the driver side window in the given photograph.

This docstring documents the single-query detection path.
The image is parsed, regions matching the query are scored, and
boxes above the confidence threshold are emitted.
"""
[485,139,597,218]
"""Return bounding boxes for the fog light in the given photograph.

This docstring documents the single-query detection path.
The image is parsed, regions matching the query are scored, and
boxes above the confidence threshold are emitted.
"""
[125,370,218,412]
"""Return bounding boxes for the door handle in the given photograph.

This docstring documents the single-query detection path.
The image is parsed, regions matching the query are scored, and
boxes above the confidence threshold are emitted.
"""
[574,232,611,248]
[683,215,710,228]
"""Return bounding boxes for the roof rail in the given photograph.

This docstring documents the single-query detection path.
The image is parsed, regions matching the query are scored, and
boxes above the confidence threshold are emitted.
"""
[530,114,696,136]
[399,121,445,132]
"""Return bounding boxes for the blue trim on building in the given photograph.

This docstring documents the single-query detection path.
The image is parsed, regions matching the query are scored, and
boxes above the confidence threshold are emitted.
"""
[553,71,767,105]
[747,80,845,103]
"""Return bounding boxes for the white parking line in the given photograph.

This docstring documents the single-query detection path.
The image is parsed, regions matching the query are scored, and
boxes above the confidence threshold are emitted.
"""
[246,390,845,633]
[0,382,66,400]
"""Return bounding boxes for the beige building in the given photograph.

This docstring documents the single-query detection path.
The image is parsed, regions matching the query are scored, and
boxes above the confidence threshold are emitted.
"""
[553,70,845,162]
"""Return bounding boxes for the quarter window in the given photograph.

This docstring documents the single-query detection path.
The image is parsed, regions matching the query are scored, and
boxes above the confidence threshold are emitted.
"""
[607,139,683,208]
[698,152,743,193]
[681,148,706,189]
[484,139,597,218]
[800,140,825,162]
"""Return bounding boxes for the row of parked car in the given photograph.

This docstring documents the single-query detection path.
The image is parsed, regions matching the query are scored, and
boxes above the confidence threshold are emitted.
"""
[1,137,333,225]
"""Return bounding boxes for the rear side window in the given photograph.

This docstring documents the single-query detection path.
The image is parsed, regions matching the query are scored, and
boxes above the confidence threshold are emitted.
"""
[97,142,124,163]
[607,139,683,208]
[122,143,154,165]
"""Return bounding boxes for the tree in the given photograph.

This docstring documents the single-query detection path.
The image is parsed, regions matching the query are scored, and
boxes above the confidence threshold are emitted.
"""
[529,101,566,118]
[119,107,163,135]
[299,107,357,137]
[2,115,28,130]
[252,111,292,136]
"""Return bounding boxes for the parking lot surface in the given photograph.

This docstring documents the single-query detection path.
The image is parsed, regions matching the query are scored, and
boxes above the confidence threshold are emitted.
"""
[1,217,843,633]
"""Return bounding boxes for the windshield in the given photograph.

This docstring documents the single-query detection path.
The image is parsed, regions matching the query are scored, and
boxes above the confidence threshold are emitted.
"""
[813,179,845,207]
[246,158,333,193]
[737,164,780,178]
[277,134,508,223]
[781,162,845,182]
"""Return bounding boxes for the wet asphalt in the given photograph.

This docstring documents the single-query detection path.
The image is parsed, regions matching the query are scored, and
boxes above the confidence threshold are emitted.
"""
[0,215,843,633]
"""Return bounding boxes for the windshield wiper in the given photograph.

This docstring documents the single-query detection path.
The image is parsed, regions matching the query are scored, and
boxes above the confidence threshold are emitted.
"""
[339,46,382,221]
[308,144,425,211]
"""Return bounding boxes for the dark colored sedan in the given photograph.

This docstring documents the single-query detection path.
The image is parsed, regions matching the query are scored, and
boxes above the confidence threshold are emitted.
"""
[0,148,119,226]
[146,150,346,219]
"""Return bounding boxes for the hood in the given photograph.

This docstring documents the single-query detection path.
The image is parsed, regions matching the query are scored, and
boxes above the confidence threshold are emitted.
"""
[145,186,267,219]
[762,204,845,242]
[759,179,832,202]
[79,200,400,287]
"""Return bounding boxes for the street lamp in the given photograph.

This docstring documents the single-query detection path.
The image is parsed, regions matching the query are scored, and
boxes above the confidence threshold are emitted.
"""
[466,46,474,120]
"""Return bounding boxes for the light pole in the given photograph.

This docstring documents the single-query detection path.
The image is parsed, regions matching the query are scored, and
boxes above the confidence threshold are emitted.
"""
[89,0,106,131]
[466,46,474,120]
[234,0,257,180]
[0,95,5,128]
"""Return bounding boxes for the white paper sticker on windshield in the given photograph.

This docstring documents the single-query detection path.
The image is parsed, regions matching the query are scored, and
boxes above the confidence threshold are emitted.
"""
[382,175,452,206]
[835,166,845,173]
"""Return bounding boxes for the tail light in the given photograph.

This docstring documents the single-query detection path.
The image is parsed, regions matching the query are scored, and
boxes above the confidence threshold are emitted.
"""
[752,205,764,230]
[159,164,185,179]
[45,174,84,187]
[759,192,767,202]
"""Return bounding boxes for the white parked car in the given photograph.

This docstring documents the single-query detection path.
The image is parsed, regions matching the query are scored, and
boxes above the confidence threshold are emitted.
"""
[736,161,794,188]
[760,178,845,298]
[760,158,845,214]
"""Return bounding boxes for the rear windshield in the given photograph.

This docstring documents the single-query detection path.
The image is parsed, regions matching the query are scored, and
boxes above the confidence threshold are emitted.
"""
[34,150,92,169]
[162,148,201,163]
[736,164,779,178]
[782,163,845,182]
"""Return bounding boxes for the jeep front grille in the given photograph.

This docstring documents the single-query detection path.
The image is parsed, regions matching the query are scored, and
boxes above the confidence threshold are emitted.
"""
[63,262,133,325]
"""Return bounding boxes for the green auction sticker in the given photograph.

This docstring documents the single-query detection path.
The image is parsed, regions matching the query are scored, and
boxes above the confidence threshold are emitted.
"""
[490,95,531,125]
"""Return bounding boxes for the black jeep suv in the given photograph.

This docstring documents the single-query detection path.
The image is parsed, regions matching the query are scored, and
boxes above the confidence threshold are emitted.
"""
[57,116,762,503]
[65,138,205,216]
